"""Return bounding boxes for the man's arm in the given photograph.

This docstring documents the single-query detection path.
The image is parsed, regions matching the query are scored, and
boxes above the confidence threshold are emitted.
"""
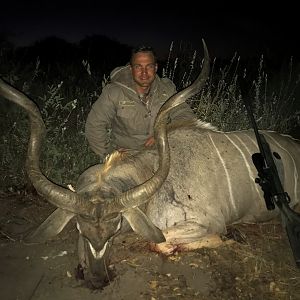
[85,85,117,160]
[169,102,196,121]
[160,77,196,122]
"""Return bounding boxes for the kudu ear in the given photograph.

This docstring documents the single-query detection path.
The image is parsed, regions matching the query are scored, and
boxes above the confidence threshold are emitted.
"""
[24,208,75,244]
[123,207,166,243]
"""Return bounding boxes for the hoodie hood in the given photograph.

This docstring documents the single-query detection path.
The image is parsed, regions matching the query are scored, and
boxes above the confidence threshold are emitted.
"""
[110,64,159,97]
[110,65,134,88]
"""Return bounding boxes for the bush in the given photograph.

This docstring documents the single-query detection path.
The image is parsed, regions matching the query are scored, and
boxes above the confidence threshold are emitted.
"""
[1,39,299,189]
[164,44,300,132]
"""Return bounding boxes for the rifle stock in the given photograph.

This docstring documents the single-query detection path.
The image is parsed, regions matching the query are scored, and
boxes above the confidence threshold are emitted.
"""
[283,203,300,266]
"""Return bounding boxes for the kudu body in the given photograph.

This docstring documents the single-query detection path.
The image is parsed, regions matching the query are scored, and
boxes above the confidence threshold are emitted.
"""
[1,41,299,288]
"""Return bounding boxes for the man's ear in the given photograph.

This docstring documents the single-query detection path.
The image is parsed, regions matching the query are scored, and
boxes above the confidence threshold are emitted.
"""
[155,63,158,72]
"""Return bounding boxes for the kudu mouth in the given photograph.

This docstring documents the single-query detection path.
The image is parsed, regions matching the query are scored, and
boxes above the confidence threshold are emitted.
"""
[0,39,210,218]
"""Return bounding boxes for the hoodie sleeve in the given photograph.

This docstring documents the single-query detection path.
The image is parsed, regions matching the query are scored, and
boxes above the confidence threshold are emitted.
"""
[85,84,118,159]
[169,102,196,121]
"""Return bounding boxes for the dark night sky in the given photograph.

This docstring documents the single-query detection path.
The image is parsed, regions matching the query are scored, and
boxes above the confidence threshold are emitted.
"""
[1,1,299,61]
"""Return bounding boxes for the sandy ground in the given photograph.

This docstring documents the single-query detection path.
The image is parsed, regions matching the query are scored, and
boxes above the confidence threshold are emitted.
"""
[0,191,300,300]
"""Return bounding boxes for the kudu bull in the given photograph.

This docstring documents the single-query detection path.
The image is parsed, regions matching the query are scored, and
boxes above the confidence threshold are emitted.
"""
[1,40,299,288]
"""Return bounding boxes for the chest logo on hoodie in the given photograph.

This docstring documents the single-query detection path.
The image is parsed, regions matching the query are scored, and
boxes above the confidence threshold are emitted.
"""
[118,100,135,107]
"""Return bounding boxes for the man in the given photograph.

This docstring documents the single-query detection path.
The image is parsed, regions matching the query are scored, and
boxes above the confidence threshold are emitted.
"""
[85,46,196,161]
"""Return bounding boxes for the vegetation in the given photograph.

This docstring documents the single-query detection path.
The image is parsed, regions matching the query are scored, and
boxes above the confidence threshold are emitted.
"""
[164,43,300,132]
[0,36,299,189]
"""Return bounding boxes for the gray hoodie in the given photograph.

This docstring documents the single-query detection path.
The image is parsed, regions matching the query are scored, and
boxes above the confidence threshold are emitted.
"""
[85,65,196,159]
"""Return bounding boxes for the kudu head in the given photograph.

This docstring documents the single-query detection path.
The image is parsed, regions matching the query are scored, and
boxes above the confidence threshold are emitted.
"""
[0,39,210,288]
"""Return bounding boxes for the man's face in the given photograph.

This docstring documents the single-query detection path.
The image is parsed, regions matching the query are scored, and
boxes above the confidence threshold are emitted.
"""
[130,51,157,90]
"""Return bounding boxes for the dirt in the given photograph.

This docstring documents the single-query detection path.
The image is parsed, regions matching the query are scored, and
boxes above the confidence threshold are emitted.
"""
[0,191,300,300]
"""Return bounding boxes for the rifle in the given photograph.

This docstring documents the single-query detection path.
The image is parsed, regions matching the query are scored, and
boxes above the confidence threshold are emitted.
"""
[242,96,300,267]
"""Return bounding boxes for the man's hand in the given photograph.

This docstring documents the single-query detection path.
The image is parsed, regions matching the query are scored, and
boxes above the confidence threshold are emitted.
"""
[144,136,155,147]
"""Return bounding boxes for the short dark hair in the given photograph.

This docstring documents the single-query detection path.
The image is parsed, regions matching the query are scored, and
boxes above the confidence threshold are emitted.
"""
[130,45,157,65]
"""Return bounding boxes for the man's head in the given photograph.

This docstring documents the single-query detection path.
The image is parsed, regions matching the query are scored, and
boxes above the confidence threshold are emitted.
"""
[130,46,158,92]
